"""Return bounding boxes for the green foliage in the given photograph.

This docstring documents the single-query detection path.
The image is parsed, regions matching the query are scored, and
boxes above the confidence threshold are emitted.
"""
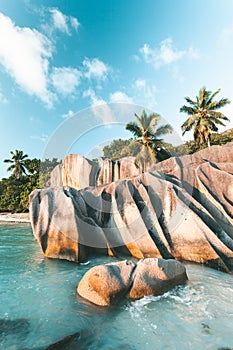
[4,150,29,177]
[1,127,232,213]
[103,138,141,160]
[38,158,60,188]
[103,139,132,160]
[126,110,173,171]
[0,155,60,213]
[180,87,230,146]
[0,175,31,213]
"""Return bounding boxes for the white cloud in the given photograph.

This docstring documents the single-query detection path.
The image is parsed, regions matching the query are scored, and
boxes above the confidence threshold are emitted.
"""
[83,88,106,107]
[134,79,157,109]
[109,91,133,104]
[42,8,80,36]
[83,58,109,80]
[51,67,81,96]
[135,79,146,88]
[140,38,200,69]
[62,110,75,119]
[0,91,8,104]
[0,13,54,107]
[30,133,48,142]
[50,8,69,34]
[70,17,80,31]
[83,89,114,124]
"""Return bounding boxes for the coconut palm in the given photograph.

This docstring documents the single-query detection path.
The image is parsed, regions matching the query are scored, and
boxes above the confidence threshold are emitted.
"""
[4,150,29,177]
[126,110,173,172]
[180,87,230,147]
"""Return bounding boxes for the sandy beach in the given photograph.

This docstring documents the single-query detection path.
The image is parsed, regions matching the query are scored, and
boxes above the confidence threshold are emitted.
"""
[0,212,30,223]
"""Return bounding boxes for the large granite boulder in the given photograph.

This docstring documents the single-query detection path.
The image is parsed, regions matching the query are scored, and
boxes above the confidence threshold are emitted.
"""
[48,155,141,190]
[77,260,136,306]
[30,143,233,272]
[77,258,188,306]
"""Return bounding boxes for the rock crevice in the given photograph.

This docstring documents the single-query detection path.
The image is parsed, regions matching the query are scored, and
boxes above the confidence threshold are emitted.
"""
[30,143,233,272]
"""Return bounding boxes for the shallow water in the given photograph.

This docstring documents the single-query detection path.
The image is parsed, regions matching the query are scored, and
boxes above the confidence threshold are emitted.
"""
[0,224,233,350]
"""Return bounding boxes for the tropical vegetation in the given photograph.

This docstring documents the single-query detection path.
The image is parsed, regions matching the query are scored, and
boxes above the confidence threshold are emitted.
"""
[4,150,29,178]
[0,154,60,212]
[0,87,231,213]
[125,110,173,171]
[180,87,230,147]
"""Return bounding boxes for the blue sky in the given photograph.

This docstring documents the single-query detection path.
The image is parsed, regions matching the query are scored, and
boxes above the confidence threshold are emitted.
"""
[1,0,233,178]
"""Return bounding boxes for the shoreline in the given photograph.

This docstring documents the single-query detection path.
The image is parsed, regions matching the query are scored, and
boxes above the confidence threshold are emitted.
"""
[0,212,30,223]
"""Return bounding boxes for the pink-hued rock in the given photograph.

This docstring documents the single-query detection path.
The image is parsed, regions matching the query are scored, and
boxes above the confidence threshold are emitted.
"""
[77,260,136,306]
[47,155,141,191]
[30,143,233,272]
[129,258,187,299]
[77,258,188,306]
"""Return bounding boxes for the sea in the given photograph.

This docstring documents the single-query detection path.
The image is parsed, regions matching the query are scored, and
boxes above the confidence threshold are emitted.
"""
[0,224,233,350]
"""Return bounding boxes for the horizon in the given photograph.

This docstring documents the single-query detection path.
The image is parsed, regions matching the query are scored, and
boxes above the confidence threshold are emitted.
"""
[1,0,233,178]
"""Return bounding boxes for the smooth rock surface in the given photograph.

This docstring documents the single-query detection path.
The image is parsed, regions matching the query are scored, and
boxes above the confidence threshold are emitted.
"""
[48,155,141,190]
[30,143,233,271]
[77,258,188,306]
[129,258,187,299]
[77,260,136,306]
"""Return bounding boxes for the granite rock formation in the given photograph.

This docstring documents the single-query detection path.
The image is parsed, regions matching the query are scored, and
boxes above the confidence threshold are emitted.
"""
[30,143,233,272]
[48,155,141,190]
[77,258,188,306]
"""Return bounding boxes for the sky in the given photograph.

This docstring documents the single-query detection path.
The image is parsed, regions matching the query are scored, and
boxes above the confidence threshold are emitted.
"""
[1,0,233,178]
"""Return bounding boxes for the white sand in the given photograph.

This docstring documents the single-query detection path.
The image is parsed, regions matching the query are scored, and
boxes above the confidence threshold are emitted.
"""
[0,212,30,223]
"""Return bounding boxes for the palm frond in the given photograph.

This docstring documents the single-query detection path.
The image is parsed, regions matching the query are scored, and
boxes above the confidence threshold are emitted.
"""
[198,87,206,108]
[208,121,219,132]
[206,116,227,127]
[181,114,199,134]
[208,111,229,121]
[147,113,160,133]
[180,105,197,115]
[21,154,29,160]
[154,124,173,137]
[126,122,142,137]
[210,98,230,110]
[6,164,15,172]
[206,88,221,105]
[184,97,198,108]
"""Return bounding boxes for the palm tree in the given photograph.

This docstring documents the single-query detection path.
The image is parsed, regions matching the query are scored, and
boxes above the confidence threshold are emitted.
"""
[180,87,230,147]
[4,150,29,178]
[126,110,173,172]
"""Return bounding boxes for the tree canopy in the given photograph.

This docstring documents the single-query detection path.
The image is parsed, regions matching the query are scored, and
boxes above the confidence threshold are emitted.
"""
[180,87,230,147]
[4,150,29,178]
[126,110,173,171]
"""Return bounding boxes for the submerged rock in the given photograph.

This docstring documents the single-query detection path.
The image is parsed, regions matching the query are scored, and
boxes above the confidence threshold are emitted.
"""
[44,332,81,350]
[30,143,233,271]
[0,318,30,335]
[0,318,30,348]
[77,258,188,306]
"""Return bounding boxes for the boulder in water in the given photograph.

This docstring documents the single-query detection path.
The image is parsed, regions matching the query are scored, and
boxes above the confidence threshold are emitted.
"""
[77,258,188,306]
[77,260,136,306]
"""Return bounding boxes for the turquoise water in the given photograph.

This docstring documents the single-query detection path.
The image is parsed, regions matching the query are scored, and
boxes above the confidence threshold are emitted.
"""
[0,224,233,350]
